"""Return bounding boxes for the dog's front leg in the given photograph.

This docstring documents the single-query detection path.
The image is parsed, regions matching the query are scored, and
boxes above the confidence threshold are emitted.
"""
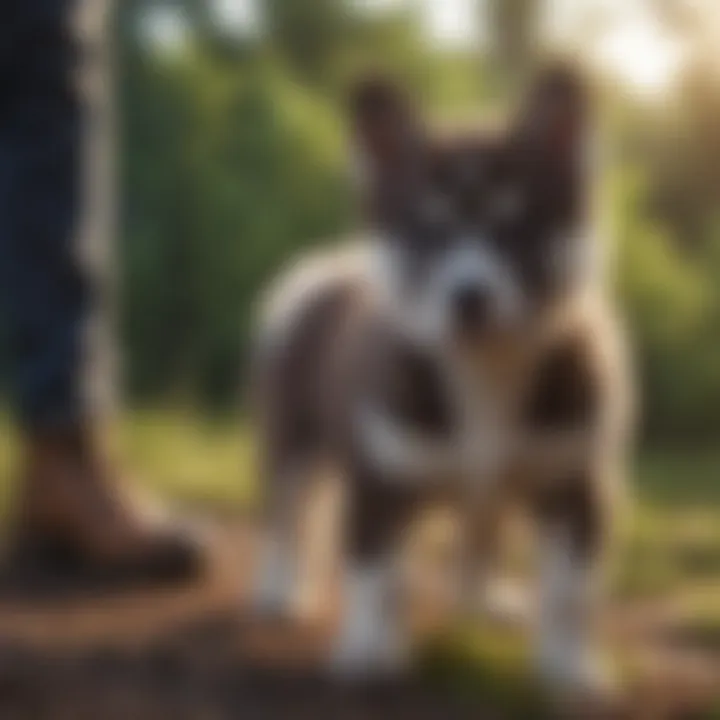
[329,473,418,678]
[533,474,612,697]
[455,487,505,619]
[453,416,523,623]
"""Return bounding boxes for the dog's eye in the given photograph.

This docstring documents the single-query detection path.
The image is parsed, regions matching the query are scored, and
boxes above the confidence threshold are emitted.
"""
[490,186,524,224]
[420,192,452,226]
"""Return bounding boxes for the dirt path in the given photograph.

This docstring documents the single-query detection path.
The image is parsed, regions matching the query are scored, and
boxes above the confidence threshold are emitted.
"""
[0,522,717,719]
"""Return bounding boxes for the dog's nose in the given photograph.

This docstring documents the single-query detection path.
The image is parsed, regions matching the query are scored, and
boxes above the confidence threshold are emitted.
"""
[451,283,491,331]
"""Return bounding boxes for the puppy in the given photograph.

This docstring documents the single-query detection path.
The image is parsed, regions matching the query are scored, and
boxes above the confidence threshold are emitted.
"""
[249,65,633,694]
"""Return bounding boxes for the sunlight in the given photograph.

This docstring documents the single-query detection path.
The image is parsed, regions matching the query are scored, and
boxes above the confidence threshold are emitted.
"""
[142,6,188,50]
[594,17,685,97]
[421,0,478,48]
[214,0,262,35]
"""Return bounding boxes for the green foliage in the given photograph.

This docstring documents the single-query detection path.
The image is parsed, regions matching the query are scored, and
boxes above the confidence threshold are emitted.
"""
[120,44,352,404]
[613,169,720,441]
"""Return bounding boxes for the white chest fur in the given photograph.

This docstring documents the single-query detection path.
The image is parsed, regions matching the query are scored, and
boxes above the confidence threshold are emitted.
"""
[357,333,603,492]
[356,353,526,490]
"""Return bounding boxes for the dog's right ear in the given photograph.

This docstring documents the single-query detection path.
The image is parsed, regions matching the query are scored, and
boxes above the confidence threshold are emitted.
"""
[348,75,424,192]
[511,62,592,186]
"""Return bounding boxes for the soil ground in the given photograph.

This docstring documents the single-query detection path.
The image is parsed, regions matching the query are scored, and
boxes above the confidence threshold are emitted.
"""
[0,521,718,720]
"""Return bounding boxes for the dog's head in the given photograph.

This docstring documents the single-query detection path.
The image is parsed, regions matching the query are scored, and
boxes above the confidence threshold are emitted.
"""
[351,65,598,352]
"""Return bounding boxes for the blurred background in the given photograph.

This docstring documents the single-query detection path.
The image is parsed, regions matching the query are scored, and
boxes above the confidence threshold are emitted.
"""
[41,0,720,439]
[1,0,720,716]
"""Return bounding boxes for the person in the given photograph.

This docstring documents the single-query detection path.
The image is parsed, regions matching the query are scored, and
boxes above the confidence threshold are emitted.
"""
[0,0,202,585]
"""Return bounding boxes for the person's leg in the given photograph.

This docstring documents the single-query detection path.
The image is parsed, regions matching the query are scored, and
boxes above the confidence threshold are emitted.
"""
[0,0,202,582]
[0,0,86,428]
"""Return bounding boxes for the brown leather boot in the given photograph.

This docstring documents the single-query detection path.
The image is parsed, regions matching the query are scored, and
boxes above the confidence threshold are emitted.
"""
[9,425,204,589]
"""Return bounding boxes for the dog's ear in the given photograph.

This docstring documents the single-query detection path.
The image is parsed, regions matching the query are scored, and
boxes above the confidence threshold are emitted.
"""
[348,75,425,193]
[512,62,592,183]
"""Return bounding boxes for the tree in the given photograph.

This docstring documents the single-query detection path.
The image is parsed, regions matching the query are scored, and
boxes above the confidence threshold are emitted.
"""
[486,0,542,98]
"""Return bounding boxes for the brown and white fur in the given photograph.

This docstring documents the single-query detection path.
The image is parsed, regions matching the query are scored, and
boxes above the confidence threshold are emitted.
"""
[249,67,633,694]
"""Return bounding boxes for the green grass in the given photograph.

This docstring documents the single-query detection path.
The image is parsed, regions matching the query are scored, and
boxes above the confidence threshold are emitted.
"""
[0,410,257,516]
[3,409,720,598]
[119,410,258,511]
[617,451,720,600]
[419,624,553,717]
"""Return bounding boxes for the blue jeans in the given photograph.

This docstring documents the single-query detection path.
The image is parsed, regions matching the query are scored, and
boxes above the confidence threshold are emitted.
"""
[0,0,92,429]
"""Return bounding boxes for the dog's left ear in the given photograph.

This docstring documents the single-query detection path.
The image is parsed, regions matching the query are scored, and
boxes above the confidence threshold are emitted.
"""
[347,74,425,192]
[512,62,592,182]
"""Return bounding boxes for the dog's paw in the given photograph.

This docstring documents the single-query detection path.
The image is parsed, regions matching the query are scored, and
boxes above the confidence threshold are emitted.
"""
[328,622,409,679]
[328,563,410,680]
[248,541,296,619]
[248,580,292,619]
[536,645,617,705]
